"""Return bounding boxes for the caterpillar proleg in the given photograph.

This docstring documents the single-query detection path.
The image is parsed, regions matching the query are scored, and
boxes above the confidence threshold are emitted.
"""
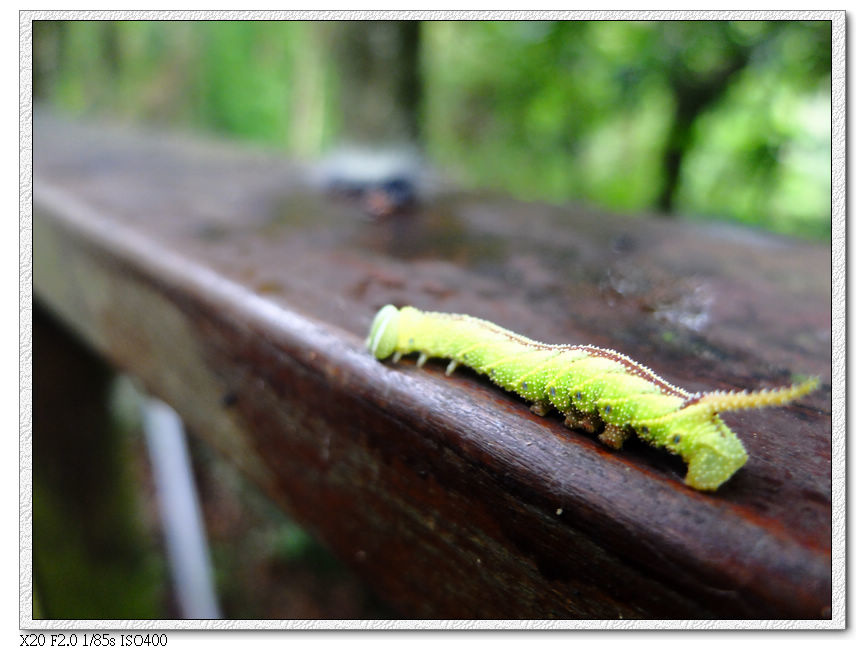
[366,304,818,491]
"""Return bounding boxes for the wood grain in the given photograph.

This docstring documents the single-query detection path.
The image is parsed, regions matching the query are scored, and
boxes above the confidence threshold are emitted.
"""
[33,114,832,619]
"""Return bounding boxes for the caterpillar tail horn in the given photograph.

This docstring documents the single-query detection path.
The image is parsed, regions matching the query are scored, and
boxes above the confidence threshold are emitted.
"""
[691,377,819,414]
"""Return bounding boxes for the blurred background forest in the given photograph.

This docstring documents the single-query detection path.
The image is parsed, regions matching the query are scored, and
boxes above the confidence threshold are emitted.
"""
[31,18,834,621]
[32,19,832,240]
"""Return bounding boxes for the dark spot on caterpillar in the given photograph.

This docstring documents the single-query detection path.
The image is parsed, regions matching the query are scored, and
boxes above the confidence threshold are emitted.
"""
[641,426,649,434]
[408,337,415,346]
[521,381,528,390]
[550,386,556,396]
[673,435,681,444]
[575,392,582,401]
[604,405,611,414]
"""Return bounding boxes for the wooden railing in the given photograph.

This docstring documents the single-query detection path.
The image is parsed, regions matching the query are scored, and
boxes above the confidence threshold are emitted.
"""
[32,113,832,619]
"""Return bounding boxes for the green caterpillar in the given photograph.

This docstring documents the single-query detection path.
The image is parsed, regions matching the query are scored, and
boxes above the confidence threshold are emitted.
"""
[366,305,818,491]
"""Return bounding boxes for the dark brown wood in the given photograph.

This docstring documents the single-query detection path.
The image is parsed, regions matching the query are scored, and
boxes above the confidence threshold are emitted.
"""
[32,305,164,619]
[32,114,832,620]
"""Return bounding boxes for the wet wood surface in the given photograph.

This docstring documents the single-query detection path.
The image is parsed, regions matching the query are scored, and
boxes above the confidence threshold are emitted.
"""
[32,114,832,619]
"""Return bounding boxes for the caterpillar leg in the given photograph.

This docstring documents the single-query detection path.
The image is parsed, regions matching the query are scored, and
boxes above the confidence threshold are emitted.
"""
[564,411,603,434]
[445,359,459,376]
[530,401,552,417]
[598,424,631,450]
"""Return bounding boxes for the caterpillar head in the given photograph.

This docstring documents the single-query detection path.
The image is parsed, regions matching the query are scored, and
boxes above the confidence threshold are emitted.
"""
[367,304,400,359]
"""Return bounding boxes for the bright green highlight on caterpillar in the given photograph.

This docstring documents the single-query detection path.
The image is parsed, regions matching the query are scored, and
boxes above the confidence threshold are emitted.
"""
[367,305,818,491]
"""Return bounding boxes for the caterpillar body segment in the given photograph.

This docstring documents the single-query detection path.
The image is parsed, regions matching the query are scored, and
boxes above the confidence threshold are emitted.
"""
[367,305,818,491]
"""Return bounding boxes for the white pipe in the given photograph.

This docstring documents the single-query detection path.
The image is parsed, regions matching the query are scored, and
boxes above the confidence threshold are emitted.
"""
[141,398,221,619]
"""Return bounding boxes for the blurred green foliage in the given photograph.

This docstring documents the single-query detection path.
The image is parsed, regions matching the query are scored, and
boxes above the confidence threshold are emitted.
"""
[33,20,831,240]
